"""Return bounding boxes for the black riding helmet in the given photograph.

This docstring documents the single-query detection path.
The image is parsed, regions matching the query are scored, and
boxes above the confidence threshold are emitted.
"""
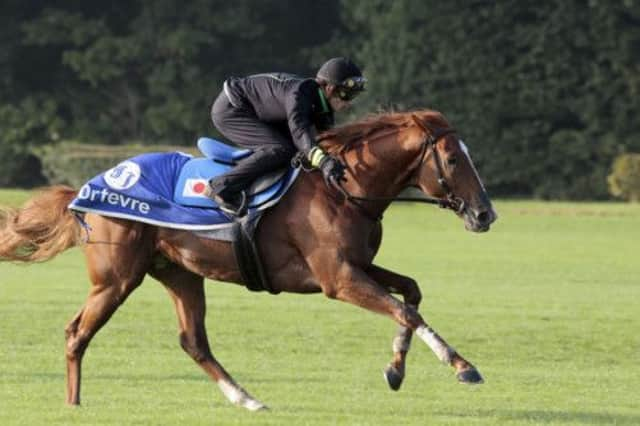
[316,57,366,101]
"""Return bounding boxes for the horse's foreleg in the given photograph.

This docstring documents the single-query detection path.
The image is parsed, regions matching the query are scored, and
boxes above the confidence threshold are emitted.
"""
[149,265,266,411]
[317,260,483,385]
[366,265,422,391]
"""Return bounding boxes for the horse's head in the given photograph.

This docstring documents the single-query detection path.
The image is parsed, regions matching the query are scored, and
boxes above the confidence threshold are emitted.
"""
[410,114,497,232]
[320,110,497,231]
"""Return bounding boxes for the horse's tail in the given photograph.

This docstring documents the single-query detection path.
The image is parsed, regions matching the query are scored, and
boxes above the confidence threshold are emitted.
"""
[0,185,81,263]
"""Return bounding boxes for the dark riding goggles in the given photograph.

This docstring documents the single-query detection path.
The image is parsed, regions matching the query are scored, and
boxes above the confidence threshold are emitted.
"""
[336,76,367,101]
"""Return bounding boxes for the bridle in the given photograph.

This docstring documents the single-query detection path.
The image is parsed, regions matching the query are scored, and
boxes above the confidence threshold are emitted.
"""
[329,118,466,222]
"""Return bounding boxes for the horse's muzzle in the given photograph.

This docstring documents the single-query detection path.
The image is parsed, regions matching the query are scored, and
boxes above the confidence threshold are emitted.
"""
[463,204,498,233]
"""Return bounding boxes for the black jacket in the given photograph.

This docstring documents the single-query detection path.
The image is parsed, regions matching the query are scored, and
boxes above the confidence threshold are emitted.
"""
[224,73,334,153]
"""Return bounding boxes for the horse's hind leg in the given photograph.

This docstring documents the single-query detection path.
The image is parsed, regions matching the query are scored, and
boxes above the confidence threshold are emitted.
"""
[65,218,153,405]
[366,265,422,391]
[148,263,266,411]
[65,272,147,404]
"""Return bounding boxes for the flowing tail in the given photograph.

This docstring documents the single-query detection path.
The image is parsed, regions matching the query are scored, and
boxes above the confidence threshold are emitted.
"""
[0,186,81,263]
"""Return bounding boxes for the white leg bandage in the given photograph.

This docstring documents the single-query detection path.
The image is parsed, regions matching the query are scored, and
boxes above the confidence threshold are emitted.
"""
[415,325,453,364]
[218,379,244,404]
[392,333,411,353]
[217,380,266,411]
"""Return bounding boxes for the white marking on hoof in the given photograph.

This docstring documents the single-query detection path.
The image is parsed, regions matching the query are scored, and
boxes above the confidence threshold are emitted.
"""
[415,325,454,364]
[217,380,267,411]
[243,398,268,411]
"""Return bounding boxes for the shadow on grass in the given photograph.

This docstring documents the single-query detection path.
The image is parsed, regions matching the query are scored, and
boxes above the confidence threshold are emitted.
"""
[444,408,639,425]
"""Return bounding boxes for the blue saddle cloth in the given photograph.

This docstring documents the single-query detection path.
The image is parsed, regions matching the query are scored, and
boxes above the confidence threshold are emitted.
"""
[68,138,300,230]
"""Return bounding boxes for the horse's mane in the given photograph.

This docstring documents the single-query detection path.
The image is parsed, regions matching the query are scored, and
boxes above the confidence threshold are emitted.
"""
[319,109,450,155]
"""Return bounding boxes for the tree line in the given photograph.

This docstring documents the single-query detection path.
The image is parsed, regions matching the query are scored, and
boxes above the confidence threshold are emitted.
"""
[1,0,639,199]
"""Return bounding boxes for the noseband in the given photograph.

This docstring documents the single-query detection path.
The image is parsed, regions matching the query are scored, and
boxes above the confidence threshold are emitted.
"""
[419,126,466,214]
[330,123,466,222]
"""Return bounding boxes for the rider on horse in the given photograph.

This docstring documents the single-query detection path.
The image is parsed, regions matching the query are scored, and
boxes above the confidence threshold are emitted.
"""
[206,57,366,215]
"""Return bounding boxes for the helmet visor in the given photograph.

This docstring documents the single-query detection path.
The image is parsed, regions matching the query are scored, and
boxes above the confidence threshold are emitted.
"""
[336,76,367,101]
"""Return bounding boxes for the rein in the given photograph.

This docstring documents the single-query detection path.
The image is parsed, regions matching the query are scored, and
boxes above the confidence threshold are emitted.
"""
[329,119,466,222]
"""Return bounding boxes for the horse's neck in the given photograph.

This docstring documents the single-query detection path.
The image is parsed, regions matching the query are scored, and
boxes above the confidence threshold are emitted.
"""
[342,127,422,198]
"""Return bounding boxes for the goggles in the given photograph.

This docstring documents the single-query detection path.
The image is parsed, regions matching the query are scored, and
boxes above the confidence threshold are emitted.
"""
[336,76,367,101]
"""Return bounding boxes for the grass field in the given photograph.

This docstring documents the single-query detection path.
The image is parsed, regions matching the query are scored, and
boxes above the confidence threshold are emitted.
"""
[1,189,639,425]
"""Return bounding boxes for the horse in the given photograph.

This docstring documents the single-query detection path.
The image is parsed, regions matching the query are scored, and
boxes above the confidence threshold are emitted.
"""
[0,110,497,411]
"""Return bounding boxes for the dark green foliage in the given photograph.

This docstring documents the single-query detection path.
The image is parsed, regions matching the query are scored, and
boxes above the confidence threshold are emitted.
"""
[328,0,640,199]
[1,0,638,198]
[15,0,339,144]
[608,153,640,202]
[0,98,60,187]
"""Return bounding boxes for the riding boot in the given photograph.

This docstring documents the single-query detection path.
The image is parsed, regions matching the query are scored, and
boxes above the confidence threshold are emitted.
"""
[205,145,294,217]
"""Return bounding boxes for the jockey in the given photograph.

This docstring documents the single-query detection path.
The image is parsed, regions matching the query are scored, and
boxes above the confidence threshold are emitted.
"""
[206,57,366,215]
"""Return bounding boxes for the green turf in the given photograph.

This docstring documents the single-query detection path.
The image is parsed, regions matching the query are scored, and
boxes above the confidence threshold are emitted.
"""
[1,190,639,425]
[0,188,35,206]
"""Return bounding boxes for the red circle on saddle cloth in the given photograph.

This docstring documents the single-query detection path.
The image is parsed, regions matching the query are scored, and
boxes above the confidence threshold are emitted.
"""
[192,182,206,194]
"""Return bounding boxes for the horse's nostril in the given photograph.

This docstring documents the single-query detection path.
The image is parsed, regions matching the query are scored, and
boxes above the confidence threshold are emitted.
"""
[476,211,490,224]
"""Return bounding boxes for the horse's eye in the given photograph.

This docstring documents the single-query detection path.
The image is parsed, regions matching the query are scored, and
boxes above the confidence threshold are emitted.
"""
[447,156,457,166]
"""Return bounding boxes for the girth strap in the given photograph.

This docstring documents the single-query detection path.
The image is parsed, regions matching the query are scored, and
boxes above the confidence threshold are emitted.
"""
[231,216,279,294]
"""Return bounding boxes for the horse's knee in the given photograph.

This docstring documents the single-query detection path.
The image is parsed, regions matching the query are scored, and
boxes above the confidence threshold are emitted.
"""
[407,279,422,306]
[178,331,210,363]
[398,276,421,306]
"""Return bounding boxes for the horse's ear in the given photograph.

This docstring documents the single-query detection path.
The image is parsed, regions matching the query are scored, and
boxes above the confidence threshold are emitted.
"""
[411,114,431,135]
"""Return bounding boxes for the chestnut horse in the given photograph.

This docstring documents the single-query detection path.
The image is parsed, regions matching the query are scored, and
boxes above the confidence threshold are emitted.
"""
[0,110,497,411]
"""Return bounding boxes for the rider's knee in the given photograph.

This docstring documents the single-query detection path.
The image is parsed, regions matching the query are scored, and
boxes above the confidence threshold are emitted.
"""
[260,145,296,160]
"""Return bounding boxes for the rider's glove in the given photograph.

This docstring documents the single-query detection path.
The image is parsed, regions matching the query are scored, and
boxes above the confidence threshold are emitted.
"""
[308,147,346,186]
[319,156,346,186]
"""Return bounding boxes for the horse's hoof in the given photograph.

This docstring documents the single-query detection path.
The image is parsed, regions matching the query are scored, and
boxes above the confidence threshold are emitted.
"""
[383,364,404,391]
[456,368,484,384]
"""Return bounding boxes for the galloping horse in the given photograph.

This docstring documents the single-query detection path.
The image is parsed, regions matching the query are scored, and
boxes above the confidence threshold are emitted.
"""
[0,110,497,410]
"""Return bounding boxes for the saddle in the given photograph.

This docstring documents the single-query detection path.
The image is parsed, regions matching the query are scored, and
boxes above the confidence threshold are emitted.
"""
[174,137,290,209]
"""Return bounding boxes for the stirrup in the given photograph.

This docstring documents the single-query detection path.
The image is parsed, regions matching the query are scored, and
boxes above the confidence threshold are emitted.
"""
[214,191,248,217]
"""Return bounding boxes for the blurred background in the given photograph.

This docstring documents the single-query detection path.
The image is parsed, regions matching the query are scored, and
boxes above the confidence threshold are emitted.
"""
[1,0,639,200]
